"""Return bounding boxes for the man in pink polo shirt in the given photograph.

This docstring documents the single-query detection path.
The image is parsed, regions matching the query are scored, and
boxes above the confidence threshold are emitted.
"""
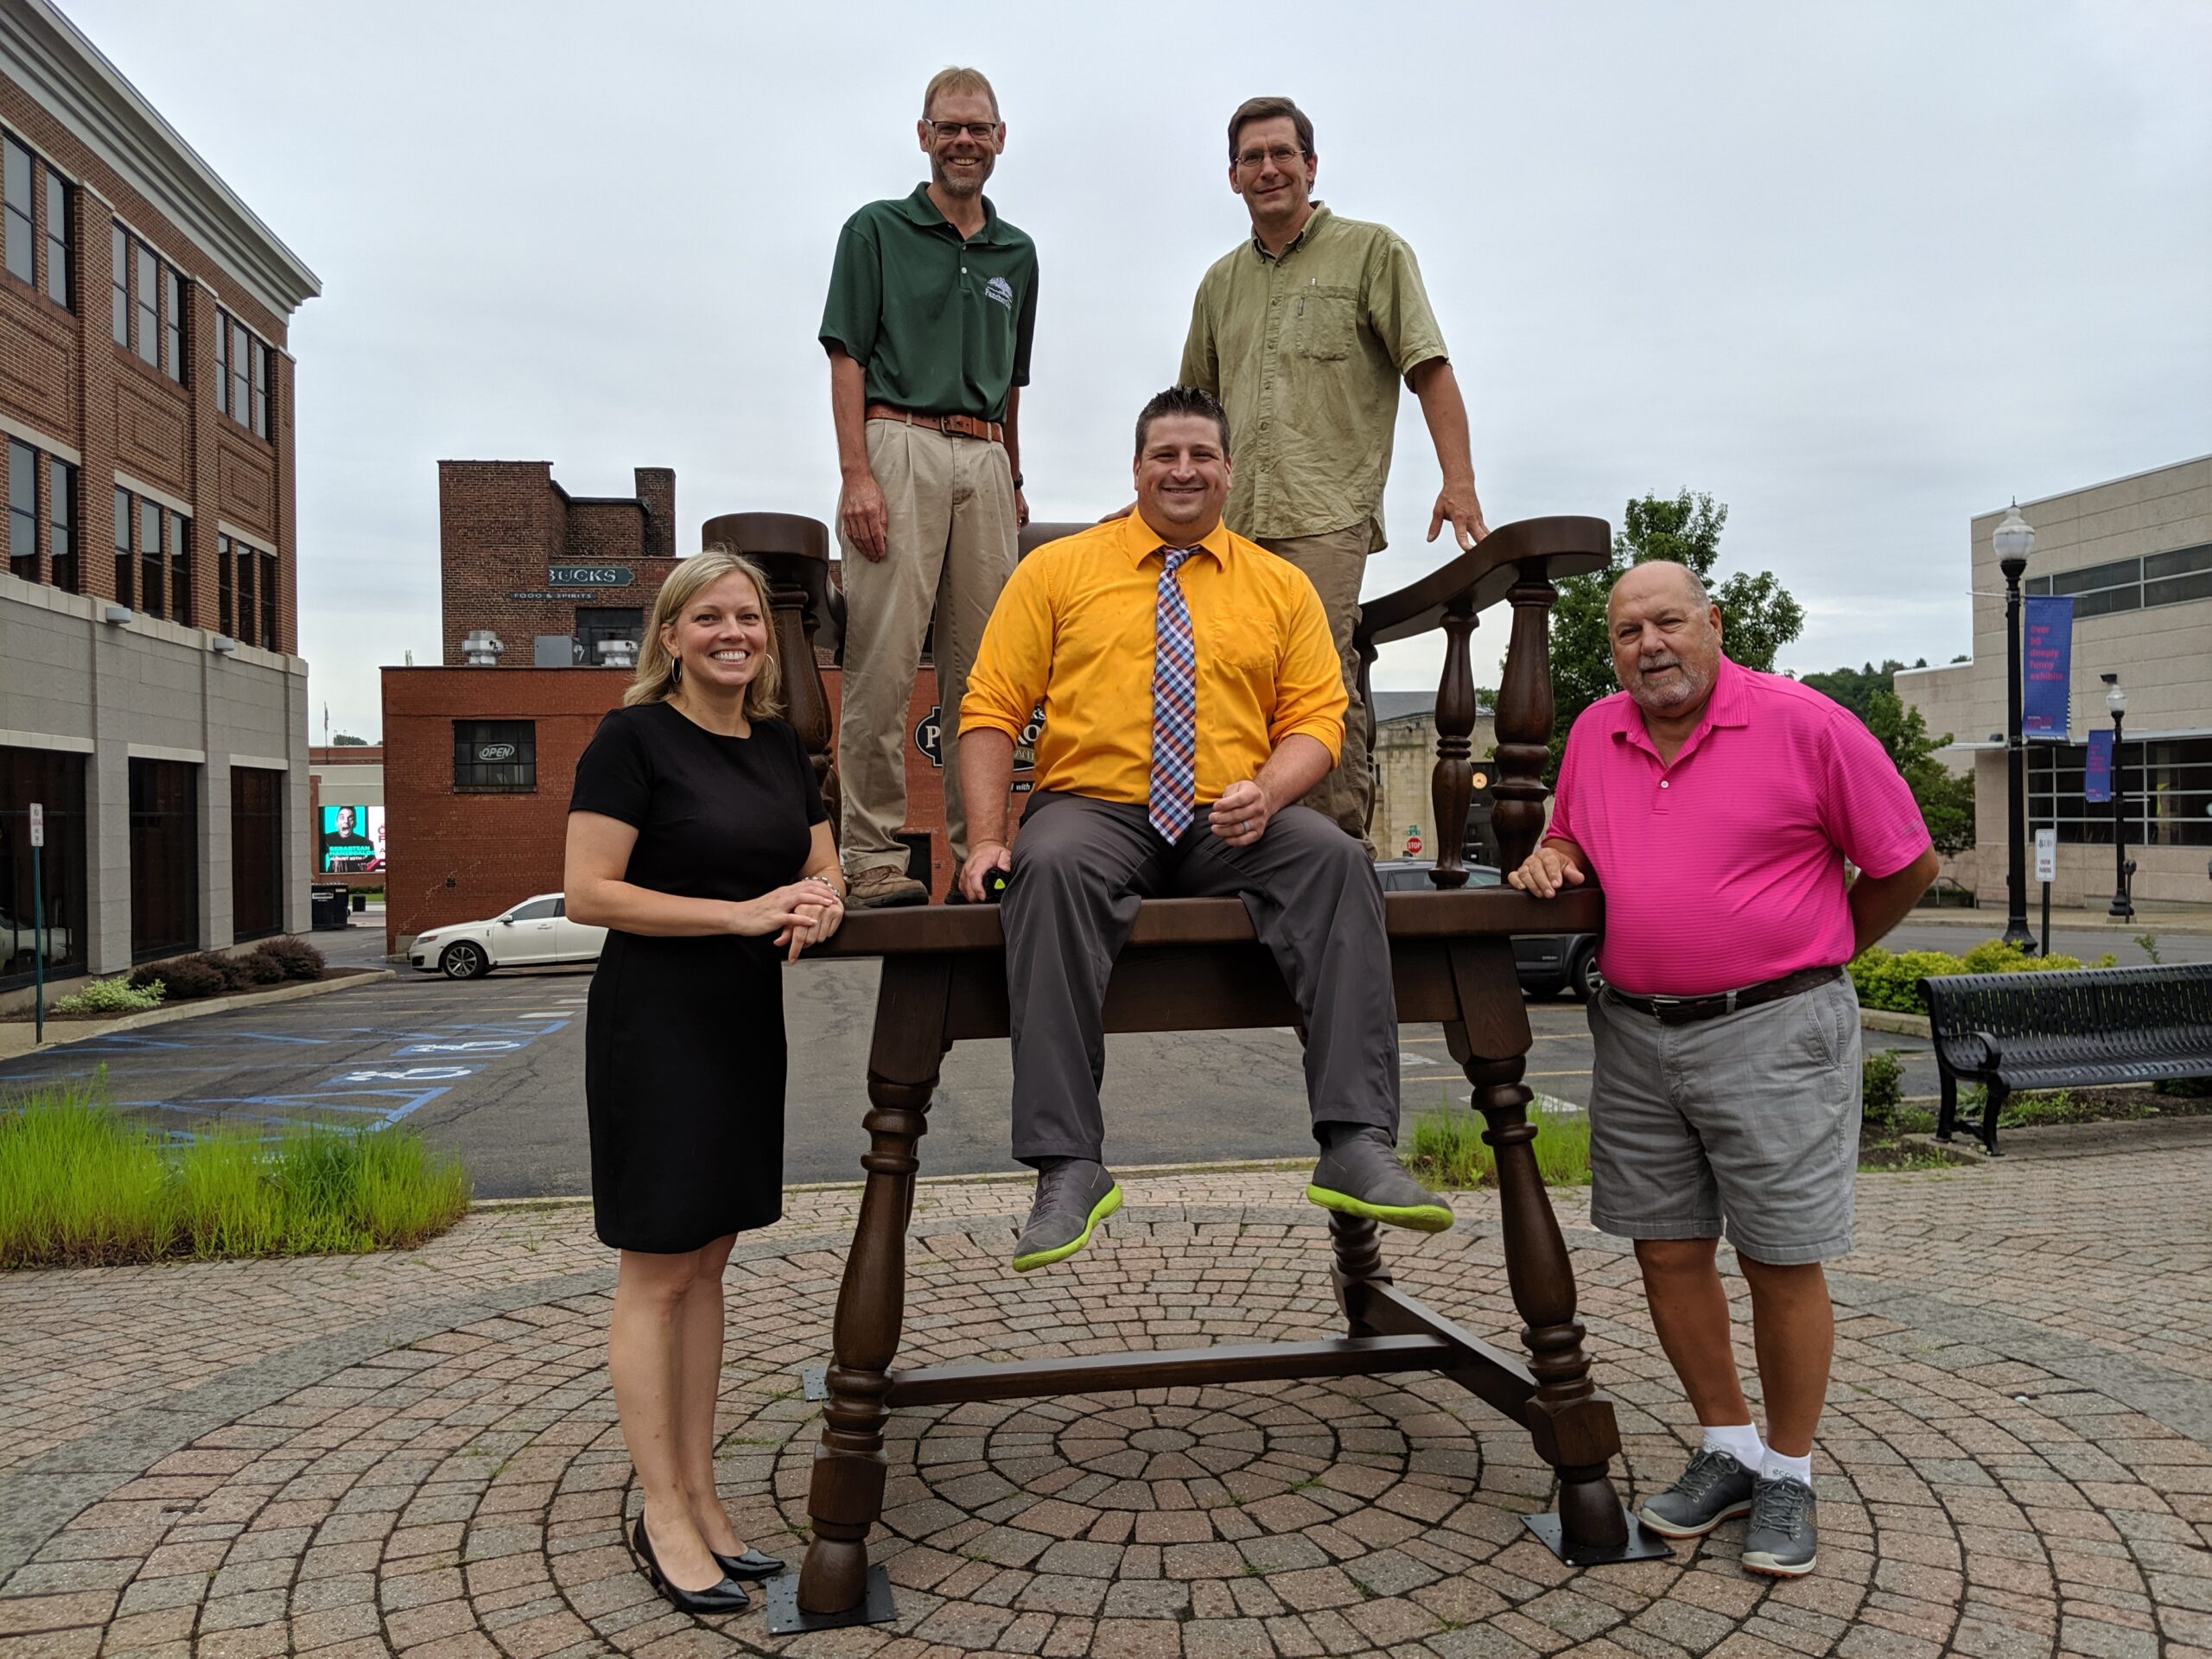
[1511,561,1936,1579]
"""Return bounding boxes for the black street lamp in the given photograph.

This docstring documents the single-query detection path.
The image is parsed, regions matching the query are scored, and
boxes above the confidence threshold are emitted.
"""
[1994,504,2037,950]
[2103,674,2134,920]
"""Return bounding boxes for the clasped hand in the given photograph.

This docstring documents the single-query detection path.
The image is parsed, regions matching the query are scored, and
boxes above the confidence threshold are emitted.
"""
[730,880,844,961]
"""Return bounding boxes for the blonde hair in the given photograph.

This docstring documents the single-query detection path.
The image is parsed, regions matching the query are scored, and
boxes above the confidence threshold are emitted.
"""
[923,66,999,120]
[626,547,784,719]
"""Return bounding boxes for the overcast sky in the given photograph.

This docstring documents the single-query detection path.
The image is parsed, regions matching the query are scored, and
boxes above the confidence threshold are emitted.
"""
[67,0,2212,741]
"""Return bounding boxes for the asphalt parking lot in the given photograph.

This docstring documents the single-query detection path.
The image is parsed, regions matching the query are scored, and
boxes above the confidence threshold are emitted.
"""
[0,914,1945,1199]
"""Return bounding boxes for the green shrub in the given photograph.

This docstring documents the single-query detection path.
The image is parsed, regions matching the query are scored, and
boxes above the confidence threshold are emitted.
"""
[2155,1076,2212,1098]
[0,1074,471,1268]
[1405,1094,1591,1189]
[51,974,164,1016]
[1861,1050,1905,1128]
[251,936,326,982]
[1848,940,2120,1013]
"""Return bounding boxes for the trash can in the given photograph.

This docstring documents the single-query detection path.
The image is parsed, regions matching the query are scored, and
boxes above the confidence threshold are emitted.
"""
[352,891,367,914]
[310,883,350,931]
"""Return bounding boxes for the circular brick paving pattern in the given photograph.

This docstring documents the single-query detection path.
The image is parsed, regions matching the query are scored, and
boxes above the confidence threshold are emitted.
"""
[5,1184,2211,1658]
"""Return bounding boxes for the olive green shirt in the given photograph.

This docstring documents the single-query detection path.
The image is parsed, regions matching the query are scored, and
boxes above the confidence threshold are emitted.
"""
[820,185,1039,422]
[1179,204,1446,551]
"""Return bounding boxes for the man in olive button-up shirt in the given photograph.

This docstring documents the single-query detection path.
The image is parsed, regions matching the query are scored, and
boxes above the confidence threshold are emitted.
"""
[1179,95,1490,847]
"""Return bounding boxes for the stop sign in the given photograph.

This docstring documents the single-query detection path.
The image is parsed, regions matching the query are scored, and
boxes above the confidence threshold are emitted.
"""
[1405,833,1423,856]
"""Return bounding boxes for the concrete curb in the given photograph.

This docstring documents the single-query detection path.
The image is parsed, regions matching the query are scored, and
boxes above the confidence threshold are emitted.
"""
[0,969,396,1061]
[1894,906,2212,935]
[1862,1008,1932,1038]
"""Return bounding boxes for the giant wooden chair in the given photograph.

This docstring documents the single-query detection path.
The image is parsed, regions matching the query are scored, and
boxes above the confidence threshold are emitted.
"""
[712,513,1661,1631]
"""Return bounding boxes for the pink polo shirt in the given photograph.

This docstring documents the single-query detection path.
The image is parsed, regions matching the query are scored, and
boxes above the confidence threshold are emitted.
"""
[1548,655,1930,998]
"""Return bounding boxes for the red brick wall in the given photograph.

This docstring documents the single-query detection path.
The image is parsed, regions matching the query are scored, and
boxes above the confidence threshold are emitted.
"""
[437,461,681,666]
[1,73,299,639]
[381,665,963,948]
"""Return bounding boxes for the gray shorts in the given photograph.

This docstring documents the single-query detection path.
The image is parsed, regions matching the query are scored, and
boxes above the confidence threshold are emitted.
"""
[1585,974,1861,1266]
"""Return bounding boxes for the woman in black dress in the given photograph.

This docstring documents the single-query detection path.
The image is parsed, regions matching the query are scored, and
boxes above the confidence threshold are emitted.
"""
[564,548,843,1615]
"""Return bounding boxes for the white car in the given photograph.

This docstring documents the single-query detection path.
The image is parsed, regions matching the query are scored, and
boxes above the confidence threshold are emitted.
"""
[408,893,606,980]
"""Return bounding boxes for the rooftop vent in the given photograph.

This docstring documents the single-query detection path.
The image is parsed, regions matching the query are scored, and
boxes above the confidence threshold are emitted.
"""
[462,628,505,667]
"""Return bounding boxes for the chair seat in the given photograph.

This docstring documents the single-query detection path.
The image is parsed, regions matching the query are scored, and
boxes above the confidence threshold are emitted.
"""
[811,886,1605,960]
[1980,1054,2212,1090]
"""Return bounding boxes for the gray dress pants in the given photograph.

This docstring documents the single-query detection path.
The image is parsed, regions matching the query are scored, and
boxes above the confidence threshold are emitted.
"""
[1002,791,1401,1166]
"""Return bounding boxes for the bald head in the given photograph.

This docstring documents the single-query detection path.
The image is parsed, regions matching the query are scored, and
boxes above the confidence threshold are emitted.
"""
[1607,561,1724,721]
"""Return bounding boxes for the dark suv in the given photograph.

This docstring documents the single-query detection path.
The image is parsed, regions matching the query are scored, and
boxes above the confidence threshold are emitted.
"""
[1371,859,1603,1001]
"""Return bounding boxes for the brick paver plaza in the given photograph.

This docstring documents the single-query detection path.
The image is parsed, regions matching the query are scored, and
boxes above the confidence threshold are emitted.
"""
[3,1125,2209,1659]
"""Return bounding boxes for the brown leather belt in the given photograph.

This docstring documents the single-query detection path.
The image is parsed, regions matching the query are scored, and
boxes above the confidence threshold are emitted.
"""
[865,402,1004,443]
[1606,963,1843,1026]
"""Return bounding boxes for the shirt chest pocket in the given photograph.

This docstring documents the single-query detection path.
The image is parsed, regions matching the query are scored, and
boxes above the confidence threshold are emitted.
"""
[1292,284,1358,361]
[1204,606,1280,683]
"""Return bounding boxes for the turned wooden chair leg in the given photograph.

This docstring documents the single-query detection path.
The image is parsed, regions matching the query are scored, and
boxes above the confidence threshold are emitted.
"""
[798,959,949,1615]
[1473,1065,1630,1551]
[1327,1212,1391,1338]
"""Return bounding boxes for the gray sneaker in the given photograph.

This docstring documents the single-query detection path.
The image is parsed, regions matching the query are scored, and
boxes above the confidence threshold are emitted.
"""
[1637,1449,1756,1539]
[1741,1475,1817,1577]
[1011,1160,1122,1273]
[1305,1128,1452,1232]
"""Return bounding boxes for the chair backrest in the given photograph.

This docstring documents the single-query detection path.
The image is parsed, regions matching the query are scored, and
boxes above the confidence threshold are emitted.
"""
[1921,962,2212,1044]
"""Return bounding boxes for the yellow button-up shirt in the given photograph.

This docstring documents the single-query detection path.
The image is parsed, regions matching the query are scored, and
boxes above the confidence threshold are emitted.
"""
[960,512,1346,807]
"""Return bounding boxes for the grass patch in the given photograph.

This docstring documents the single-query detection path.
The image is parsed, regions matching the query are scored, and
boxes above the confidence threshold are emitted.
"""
[0,1072,470,1268]
[1404,1093,1591,1189]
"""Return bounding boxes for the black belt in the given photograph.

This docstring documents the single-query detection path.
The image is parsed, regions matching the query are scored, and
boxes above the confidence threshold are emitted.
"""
[1606,963,1843,1026]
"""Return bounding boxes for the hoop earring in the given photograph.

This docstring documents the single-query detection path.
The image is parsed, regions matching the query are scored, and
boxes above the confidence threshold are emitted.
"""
[668,658,683,689]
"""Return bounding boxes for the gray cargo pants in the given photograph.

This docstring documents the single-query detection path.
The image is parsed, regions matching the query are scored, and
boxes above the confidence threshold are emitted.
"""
[1002,791,1400,1166]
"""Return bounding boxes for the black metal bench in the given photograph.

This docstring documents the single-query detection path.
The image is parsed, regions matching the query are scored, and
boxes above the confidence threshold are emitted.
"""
[1922,963,2212,1153]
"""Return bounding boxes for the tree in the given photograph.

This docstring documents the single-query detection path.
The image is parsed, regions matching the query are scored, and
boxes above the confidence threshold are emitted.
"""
[1544,490,1805,776]
[1801,659,1927,723]
[1861,687,1975,855]
[332,733,370,747]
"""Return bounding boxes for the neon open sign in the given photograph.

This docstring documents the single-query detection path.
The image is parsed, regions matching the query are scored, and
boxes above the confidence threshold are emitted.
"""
[476,743,518,762]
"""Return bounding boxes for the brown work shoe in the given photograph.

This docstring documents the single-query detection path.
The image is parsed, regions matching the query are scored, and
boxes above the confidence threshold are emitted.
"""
[845,866,927,909]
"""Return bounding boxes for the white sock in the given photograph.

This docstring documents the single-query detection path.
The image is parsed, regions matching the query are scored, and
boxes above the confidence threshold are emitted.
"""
[1701,1423,1764,1468]
[1760,1447,1814,1487]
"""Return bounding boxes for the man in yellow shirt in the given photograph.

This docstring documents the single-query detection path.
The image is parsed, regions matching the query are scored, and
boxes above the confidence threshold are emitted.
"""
[959,387,1451,1272]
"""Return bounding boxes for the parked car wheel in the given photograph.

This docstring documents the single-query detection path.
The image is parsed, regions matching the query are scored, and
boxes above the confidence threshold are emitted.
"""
[441,941,490,980]
[1569,941,1604,1003]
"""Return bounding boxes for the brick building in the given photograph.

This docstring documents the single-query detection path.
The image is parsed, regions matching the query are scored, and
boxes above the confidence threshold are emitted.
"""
[385,461,990,957]
[1,0,320,1001]
[438,461,680,668]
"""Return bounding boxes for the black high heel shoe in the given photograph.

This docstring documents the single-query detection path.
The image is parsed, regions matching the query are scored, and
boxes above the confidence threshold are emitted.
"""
[712,1546,786,1580]
[631,1516,751,1614]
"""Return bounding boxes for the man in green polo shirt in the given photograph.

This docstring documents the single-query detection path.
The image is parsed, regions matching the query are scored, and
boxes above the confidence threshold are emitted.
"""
[1179,95,1489,848]
[821,65,1039,907]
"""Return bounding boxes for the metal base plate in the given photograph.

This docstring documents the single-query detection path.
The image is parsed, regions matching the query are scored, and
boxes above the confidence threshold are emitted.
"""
[801,1366,828,1402]
[1522,1509,1675,1567]
[762,1566,896,1635]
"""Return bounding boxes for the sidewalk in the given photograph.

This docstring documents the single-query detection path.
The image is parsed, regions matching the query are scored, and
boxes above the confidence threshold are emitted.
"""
[1899,898,2212,934]
[3,1130,2209,1658]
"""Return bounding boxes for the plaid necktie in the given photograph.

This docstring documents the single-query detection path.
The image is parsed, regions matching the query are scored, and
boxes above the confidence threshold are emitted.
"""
[1147,546,1200,840]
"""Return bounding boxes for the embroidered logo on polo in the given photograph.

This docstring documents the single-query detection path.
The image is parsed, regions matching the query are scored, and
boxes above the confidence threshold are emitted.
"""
[983,275,1015,311]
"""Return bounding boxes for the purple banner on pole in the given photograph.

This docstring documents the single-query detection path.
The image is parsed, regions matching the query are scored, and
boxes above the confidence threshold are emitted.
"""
[2022,594,2073,739]
[2085,728,2113,803]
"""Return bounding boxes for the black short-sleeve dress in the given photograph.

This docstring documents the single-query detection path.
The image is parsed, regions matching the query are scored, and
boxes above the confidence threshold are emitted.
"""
[569,701,827,1253]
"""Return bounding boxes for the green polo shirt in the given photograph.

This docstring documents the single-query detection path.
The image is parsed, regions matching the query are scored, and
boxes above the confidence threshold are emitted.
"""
[1179,203,1447,552]
[820,184,1038,423]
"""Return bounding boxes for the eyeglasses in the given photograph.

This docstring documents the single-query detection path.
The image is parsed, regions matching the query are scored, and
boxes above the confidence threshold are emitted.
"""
[929,120,1000,142]
[1235,143,1306,171]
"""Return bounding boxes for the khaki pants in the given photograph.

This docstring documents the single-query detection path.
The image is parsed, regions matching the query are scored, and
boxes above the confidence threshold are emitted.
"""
[836,419,1017,876]
[1257,524,1373,848]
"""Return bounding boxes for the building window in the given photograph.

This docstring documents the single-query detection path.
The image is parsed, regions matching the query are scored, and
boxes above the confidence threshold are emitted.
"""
[5,439,34,582]
[110,223,127,345]
[454,721,536,792]
[112,485,131,607]
[134,243,157,366]
[128,758,200,962]
[1,747,90,991]
[2028,736,2212,849]
[48,456,75,594]
[260,549,277,648]
[2,134,30,285]
[43,168,68,306]
[218,533,233,637]
[111,225,186,376]
[2026,543,2212,620]
[231,766,284,942]
[216,308,271,438]
[234,538,255,645]
[113,487,191,623]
